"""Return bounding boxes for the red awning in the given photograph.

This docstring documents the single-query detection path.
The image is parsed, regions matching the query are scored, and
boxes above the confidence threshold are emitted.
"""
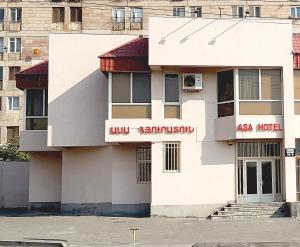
[99,37,150,72]
[16,61,48,90]
[293,34,300,69]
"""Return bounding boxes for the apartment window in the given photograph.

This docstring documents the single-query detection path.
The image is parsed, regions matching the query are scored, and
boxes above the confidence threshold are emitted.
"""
[163,142,180,172]
[253,6,261,18]
[239,69,282,115]
[0,9,4,22]
[10,8,21,22]
[111,72,151,118]
[164,74,180,118]
[26,89,48,130]
[9,38,21,53]
[191,7,202,17]
[7,126,19,142]
[0,67,3,90]
[70,7,82,22]
[9,66,20,80]
[217,70,234,117]
[7,97,19,110]
[136,147,151,183]
[291,6,300,18]
[112,7,125,23]
[173,7,185,17]
[131,8,143,22]
[233,6,244,18]
[52,7,64,23]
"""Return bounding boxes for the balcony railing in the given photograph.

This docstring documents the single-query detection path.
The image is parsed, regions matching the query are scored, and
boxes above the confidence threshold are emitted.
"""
[112,18,125,31]
[130,18,143,30]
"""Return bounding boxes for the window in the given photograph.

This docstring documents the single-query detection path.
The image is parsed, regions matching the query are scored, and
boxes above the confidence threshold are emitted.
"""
[233,6,244,18]
[0,67,3,90]
[9,38,21,53]
[217,70,234,117]
[112,7,125,23]
[173,7,185,17]
[7,126,19,142]
[237,141,281,158]
[9,66,20,80]
[0,9,4,22]
[291,6,300,18]
[10,8,21,22]
[164,74,180,118]
[7,97,19,110]
[111,73,151,118]
[191,7,202,17]
[131,8,143,22]
[239,69,259,100]
[26,89,48,130]
[163,142,180,172]
[239,69,282,115]
[70,7,82,22]
[52,7,64,23]
[136,147,151,183]
[254,6,261,18]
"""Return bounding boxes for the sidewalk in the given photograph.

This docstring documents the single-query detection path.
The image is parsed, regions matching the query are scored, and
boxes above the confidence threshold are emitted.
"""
[0,216,299,246]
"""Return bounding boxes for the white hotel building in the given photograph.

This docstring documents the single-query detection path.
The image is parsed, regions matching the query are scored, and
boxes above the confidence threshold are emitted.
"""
[15,17,300,217]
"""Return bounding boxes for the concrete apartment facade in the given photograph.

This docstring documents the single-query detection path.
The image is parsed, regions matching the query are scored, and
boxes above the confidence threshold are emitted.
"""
[2,0,300,144]
[15,16,300,217]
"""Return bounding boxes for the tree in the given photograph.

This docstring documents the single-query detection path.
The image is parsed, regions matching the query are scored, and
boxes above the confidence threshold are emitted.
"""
[0,137,30,161]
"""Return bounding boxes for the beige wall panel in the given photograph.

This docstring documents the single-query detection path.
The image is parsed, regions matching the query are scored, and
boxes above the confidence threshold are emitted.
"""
[61,147,112,204]
[29,152,62,203]
[112,105,151,118]
[22,7,52,30]
[294,70,300,99]
[22,36,49,60]
[295,102,300,115]
[239,101,282,115]
[164,105,180,118]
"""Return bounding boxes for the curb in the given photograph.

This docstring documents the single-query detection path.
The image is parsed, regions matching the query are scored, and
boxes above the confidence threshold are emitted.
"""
[0,240,68,247]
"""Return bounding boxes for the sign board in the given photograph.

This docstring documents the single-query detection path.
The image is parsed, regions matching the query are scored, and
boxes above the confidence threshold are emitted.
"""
[285,148,295,157]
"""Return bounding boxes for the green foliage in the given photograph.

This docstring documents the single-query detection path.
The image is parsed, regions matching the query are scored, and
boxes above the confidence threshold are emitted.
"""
[0,137,30,161]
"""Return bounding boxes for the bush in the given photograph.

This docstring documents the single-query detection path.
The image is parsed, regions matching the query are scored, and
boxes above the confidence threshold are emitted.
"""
[0,137,30,161]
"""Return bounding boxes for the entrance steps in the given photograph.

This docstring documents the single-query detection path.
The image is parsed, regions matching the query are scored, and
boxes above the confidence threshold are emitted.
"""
[210,202,289,220]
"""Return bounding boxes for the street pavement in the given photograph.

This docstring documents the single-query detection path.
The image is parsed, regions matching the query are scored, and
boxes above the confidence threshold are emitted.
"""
[0,216,299,246]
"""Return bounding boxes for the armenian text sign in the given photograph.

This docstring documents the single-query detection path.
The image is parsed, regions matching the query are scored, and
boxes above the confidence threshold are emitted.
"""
[109,126,195,135]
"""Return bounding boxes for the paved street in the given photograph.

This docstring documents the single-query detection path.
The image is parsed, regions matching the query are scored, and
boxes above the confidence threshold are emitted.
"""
[0,216,299,246]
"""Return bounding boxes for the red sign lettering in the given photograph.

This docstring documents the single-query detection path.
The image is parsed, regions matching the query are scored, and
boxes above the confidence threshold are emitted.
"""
[237,123,283,132]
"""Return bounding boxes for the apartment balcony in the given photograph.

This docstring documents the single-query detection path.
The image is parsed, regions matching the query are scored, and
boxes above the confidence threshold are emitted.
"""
[51,22,64,31]
[130,19,143,30]
[20,130,57,152]
[214,115,284,141]
[68,22,82,31]
[112,19,125,31]
[9,22,21,32]
[5,52,21,61]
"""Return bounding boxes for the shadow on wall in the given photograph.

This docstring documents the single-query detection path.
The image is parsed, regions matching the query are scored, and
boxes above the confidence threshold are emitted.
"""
[48,70,108,147]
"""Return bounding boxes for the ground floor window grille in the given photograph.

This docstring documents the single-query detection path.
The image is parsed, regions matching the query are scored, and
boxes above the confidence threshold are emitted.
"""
[297,159,300,201]
[137,147,151,183]
[163,142,180,172]
[237,141,281,158]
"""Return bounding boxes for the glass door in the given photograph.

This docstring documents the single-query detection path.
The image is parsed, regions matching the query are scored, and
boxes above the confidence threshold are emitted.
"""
[245,161,259,202]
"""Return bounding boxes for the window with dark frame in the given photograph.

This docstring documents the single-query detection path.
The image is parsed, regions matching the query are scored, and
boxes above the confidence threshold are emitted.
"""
[9,38,21,53]
[10,8,21,22]
[173,7,185,17]
[136,147,151,183]
[52,7,64,23]
[9,66,21,80]
[217,70,234,118]
[163,142,180,172]
[164,74,180,118]
[70,7,82,22]
[191,7,202,17]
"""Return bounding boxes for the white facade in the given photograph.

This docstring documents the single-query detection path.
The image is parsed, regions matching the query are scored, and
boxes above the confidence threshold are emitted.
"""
[18,17,300,217]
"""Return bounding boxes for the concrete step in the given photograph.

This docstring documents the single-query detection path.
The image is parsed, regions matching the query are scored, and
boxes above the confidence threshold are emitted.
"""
[230,202,286,207]
[217,211,287,216]
[211,213,287,220]
[223,206,287,212]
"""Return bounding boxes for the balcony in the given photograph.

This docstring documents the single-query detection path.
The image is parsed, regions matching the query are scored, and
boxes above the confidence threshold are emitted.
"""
[9,21,21,32]
[130,19,143,30]
[51,22,64,31]
[6,52,21,61]
[20,130,57,152]
[112,19,125,31]
[68,22,82,31]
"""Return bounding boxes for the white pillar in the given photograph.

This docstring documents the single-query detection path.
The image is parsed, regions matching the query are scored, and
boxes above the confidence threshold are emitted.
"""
[151,70,164,121]
[283,63,297,202]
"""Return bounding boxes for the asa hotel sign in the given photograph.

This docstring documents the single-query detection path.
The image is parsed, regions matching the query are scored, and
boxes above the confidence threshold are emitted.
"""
[236,123,283,132]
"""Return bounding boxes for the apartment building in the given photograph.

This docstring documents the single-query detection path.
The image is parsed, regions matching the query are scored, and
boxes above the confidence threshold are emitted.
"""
[15,16,300,217]
[2,0,300,144]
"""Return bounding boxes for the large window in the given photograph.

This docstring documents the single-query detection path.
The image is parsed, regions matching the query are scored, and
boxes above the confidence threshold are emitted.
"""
[10,8,21,22]
[0,9,4,22]
[7,97,19,110]
[239,69,282,115]
[233,6,244,18]
[191,7,202,17]
[70,7,82,22]
[291,6,300,19]
[111,72,151,118]
[112,7,125,23]
[163,142,180,172]
[217,70,234,117]
[9,38,21,53]
[130,8,143,22]
[164,74,180,118]
[9,66,21,80]
[26,89,48,130]
[52,7,64,23]
[136,147,151,183]
[173,7,185,17]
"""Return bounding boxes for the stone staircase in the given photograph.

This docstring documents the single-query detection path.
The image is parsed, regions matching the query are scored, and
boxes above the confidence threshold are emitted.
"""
[210,202,290,220]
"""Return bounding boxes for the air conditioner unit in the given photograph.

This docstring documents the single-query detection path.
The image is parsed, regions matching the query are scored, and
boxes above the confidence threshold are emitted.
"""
[182,74,203,91]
